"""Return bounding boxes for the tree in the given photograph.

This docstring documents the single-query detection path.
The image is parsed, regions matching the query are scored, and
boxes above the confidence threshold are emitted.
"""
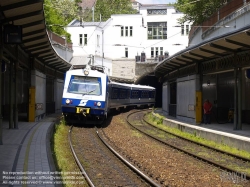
[44,0,136,40]
[175,0,225,24]
[44,0,82,42]
[84,0,137,22]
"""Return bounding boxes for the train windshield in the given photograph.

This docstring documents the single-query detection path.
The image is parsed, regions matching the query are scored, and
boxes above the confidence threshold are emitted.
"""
[68,76,101,95]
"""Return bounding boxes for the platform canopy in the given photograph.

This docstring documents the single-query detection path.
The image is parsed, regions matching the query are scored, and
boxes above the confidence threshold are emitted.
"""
[154,25,250,78]
[0,0,71,72]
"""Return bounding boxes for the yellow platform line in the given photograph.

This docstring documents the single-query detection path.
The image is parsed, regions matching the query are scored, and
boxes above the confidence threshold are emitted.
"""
[22,122,43,187]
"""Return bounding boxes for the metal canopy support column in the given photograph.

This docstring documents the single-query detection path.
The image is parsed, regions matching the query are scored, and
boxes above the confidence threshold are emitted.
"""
[234,68,238,130]
[27,57,33,121]
[0,24,3,144]
[14,46,18,128]
[238,67,242,130]
[197,62,203,124]
[9,60,14,129]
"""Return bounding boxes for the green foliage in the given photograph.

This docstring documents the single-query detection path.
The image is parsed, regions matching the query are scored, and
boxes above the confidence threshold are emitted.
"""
[85,0,137,22]
[157,117,163,124]
[145,112,250,160]
[44,0,136,40]
[175,0,224,24]
[44,0,81,42]
[53,119,88,187]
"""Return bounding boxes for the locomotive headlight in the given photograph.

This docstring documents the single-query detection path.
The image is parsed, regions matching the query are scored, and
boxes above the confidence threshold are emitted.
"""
[84,70,89,75]
[97,102,101,107]
[66,99,70,104]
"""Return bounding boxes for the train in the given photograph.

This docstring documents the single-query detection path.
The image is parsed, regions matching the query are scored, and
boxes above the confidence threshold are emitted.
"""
[61,65,156,123]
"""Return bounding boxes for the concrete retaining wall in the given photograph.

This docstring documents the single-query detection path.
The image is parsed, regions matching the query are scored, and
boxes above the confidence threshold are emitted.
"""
[153,112,250,152]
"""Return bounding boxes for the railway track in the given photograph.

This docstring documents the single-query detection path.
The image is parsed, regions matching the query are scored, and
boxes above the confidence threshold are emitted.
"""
[68,124,161,187]
[126,110,250,183]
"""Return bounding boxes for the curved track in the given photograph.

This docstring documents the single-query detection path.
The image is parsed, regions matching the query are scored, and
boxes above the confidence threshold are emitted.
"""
[68,124,161,187]
[126,110,250,182]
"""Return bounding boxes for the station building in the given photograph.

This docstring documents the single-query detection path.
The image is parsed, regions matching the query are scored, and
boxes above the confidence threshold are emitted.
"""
[66,4,190,81]
[155,0,250,130]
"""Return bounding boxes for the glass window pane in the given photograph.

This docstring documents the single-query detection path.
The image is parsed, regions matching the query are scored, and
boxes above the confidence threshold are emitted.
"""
[153,28,157,35]
[121,27,124,36]
[68,78,101,95]
[147,22,167,40]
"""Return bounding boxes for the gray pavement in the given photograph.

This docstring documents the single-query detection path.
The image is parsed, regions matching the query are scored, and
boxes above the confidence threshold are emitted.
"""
[0,114,61,187]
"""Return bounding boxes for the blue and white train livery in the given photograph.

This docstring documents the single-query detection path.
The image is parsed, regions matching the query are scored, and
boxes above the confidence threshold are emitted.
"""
[62,65,155,123]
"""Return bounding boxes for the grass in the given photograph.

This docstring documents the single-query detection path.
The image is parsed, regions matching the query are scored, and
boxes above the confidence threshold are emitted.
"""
[51,118,88,187]
[144,112,250,160]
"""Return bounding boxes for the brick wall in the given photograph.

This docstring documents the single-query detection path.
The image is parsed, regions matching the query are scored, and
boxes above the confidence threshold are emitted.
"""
[47,30,72,49]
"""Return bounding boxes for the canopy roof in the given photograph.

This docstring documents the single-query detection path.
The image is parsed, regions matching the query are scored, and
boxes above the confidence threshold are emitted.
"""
[155,25,250,77]
[0,0,71,72]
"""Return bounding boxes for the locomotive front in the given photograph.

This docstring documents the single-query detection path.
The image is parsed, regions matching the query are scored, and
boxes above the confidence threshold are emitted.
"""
[62,65,108,123]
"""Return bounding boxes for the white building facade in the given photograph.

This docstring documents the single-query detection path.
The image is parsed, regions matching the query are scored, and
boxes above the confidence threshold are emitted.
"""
[66,4,190,80]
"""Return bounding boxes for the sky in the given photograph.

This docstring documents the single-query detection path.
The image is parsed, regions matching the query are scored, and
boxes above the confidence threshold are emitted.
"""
[136,0,177,4]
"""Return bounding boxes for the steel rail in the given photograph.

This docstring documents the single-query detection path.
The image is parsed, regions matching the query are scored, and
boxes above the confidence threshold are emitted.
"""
[68,126,95,187]
[149,111,250,163]
[96,128,161,187]
[126,110,250,181]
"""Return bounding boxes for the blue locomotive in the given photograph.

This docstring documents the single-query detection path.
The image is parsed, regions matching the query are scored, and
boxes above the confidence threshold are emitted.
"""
[61,65,155,123]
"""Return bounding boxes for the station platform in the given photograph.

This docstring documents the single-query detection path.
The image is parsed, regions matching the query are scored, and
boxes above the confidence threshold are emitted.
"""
[153,109,250,152]
[0,113,61,187]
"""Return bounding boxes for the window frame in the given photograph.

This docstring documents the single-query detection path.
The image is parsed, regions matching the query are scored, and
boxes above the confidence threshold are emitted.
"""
[121,26,124,37]
[79,34,83,45]
[181,25,184,35]
[125,26,128,37]
[84,34,87,45]
[151,47,154,57]
[147,22,167,40]
[186,25,189,35]
[160,47,163,56]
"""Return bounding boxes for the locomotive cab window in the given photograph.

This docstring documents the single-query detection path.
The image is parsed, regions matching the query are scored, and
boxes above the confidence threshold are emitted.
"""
[68,76,101,95]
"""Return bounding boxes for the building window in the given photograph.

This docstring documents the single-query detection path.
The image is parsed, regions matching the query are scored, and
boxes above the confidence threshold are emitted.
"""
[160,47,163,55]
[147,9,167,15]
[155,47,159,57]
[125,48,128,57]
[186,25,189,35]
[181,25,184,35]
[84,34,87,45]
[125,26,128,36]
[148,22,167,40]
[79,34,83,45]
[121,26,124,36]
[121,26,133,37]
[151,47,154,57]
